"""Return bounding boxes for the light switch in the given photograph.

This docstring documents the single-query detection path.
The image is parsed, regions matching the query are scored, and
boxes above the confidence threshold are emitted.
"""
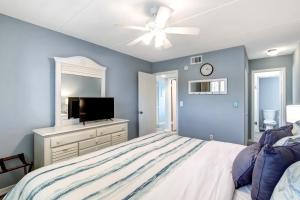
[180,101,184,107]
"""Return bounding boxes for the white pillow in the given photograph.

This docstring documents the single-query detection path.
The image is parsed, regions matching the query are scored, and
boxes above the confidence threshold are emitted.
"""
[292,121,300,135]
[271,161,300,200]
[273,135,300,147]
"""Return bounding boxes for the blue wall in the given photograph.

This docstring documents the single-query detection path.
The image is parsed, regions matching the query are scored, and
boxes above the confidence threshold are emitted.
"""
[0,14,151,188]
[152,46,247,145]
[249,55,294,104]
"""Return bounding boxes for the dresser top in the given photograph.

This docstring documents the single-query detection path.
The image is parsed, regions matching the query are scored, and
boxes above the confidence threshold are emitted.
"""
[33,118,129,137]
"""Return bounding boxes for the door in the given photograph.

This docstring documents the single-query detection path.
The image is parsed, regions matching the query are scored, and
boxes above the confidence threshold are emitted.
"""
[251,68,286,141]
[170,79,177,132]
[138,72,157,136]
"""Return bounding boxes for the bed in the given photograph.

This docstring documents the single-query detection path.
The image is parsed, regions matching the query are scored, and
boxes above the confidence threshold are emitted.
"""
[233,185,251,200]
[5,132,245,200]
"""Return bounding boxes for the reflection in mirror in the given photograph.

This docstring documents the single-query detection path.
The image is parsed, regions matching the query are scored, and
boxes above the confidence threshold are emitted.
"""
[61,74,102,118]
[189,78,227,94]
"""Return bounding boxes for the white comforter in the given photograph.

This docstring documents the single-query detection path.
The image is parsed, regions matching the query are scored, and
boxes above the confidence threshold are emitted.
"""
[5,133,244,200]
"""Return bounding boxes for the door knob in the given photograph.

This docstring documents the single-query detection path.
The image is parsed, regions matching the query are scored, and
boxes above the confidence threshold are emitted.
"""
[139,111,143,114]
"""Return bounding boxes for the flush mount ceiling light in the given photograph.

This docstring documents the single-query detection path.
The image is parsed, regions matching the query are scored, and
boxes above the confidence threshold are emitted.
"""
[117,6,200,49]
[266,48,279,56]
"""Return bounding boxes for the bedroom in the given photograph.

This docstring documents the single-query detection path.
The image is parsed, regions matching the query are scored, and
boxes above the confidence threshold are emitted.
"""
[0,0,300,199]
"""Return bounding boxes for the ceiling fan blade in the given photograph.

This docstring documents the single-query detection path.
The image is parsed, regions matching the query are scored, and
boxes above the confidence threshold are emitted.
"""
[163,38,172,49]
[127,33,151,46]
[155,6,173,28]
[116,25,149,31]
[165,27,200,35]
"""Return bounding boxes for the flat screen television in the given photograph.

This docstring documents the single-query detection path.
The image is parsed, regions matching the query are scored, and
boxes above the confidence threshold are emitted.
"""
[68,97,114,123]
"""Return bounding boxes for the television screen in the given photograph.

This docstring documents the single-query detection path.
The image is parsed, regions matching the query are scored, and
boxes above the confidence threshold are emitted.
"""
[68,97,80,119]
[79,97,114,122]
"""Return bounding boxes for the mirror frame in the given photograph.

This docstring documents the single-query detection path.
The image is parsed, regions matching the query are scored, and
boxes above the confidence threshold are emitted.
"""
[54,56,106,127]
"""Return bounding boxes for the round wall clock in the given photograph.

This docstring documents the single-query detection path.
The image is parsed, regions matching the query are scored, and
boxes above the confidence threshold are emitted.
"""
[200,63,214,76]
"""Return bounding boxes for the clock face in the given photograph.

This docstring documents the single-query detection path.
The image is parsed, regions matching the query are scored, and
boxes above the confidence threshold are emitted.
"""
[200,63,214,76]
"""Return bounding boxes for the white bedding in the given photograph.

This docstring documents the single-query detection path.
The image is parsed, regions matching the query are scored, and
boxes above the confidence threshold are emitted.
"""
[233,185,252,200]
[5,133,244,200]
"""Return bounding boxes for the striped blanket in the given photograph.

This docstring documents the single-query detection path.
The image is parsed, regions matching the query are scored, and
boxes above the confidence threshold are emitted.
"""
[5,133,244,200]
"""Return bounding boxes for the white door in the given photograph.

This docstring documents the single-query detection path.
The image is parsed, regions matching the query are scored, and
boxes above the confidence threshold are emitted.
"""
[138,72,157,136]
[170,79,177,132]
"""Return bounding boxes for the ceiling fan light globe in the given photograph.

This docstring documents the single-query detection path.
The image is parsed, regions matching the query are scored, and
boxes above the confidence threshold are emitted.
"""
[155,37,163,48]
[142,33,153,45]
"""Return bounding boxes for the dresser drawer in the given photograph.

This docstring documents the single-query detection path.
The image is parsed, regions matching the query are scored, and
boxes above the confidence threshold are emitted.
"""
[79,138,97,150]
[96,135,111,145]
[79,146,98,156]
[51,129,96,147]
[51,143,78,163]
[111,131,127,145]
[97,141,111,150]
[79,142,111,156]
[97,124,127,136]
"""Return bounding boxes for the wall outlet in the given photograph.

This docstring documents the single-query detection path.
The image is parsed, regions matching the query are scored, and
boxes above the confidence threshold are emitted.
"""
[209,134,214,140]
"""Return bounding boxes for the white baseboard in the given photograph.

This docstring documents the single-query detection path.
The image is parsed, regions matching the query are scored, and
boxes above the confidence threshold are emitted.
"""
[0,185,14,197]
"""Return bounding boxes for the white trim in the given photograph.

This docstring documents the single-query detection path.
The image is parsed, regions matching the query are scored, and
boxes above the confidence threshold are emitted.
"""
[54,56,106,127]
[251,67,286,141]
[154,70,179,134]
[0,184,15,197]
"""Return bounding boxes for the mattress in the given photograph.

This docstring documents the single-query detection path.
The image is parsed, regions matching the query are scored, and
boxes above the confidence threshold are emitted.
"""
[5,133,244,200]
[233,185,252,200]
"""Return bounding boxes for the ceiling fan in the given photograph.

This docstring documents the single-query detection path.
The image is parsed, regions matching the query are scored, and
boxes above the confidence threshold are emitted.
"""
[118,6,200,49]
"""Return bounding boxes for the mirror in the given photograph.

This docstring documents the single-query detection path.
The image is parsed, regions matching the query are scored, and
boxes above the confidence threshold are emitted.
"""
[61,74,102,118]
[55,56,106,126]
[189,78,227,95]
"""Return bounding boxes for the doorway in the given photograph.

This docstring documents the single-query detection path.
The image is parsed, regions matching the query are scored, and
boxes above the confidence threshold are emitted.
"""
[251,68,286,142]
[155,70,178,133]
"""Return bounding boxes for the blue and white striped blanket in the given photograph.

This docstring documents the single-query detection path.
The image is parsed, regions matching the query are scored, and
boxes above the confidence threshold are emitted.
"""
[5,133,244,200]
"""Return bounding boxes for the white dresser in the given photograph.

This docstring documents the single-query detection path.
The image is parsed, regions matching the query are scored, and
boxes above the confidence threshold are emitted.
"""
[34,118,129,168]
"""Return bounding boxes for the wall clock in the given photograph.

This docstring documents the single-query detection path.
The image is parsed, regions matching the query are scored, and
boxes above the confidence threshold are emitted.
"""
[200,63,214,76]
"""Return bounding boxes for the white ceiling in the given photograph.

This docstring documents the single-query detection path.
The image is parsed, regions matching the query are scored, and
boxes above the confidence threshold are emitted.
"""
[1,0,300,62]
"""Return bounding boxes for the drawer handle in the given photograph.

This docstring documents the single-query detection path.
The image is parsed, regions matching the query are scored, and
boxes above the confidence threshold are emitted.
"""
[56,142,60,145]
[90,134,94,137]
[62,149,69,152]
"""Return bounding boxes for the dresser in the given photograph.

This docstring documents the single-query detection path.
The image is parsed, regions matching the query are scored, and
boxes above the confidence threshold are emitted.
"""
[34,118,129,168]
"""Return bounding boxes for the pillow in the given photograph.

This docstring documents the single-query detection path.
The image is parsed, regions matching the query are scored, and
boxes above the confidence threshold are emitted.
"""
[264,129,293,146]
[251,143,300,200]
[273,135,300,147]
[232,143,261,188]
[271,161,300,200]
[292,121,300,135]
[259,125,293,146]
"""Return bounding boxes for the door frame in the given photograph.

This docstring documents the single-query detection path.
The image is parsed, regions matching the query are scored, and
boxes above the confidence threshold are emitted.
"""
[251,67,286,140]
[154,70,179,133]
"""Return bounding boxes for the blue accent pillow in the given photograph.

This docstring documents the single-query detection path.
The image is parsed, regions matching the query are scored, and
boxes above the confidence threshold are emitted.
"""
[259,125,293,146]
[232,143,261,188]
[251,143,300,200]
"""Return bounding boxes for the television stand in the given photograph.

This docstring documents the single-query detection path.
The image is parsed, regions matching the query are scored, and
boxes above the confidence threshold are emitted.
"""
[33,118,129,168]
[106,118,114,121]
